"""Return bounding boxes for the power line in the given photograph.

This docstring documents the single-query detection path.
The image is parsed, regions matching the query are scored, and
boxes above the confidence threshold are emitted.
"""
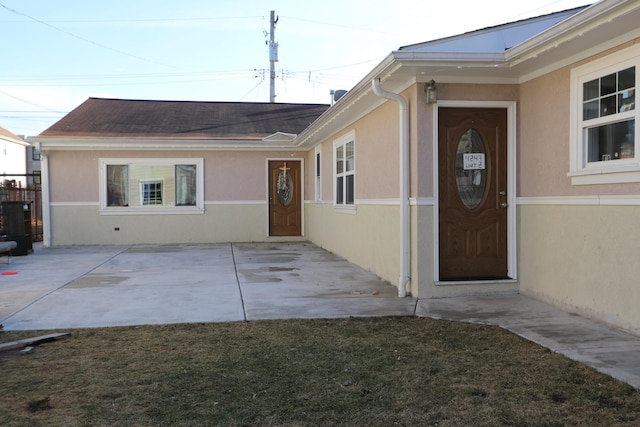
[0,12,403,39]
[0,2,175,69]
[1,73,260,88]
[280,15,409,38]
[0,15,263,24]
[0,89,60,112]
[0,110,66,113]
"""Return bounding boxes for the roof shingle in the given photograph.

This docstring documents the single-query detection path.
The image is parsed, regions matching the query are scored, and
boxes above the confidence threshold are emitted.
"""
[40,98,329,140]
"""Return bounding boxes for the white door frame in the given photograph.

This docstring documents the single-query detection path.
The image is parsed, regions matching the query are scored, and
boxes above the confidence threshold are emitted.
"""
[265,157,305,237]
[433,100,518,283]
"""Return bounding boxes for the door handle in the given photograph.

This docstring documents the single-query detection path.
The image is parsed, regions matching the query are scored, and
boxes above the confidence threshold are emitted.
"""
[499,202,508,208]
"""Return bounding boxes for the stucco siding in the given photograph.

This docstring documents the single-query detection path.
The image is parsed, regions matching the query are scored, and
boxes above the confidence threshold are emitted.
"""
[410,204,434,298]
[519,203,640,334]
[305,202,399,287]
[47,150,300,204]
[519,46,640,198]
[302,91,408,290]
[519,68,573,197]
[50,203,270,245]
[413,88,435,200]
[346,102,401,200]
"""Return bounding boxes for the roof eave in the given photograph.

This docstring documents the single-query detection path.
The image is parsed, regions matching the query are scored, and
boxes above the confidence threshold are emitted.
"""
[295,53,399,148]
[393,51,506,63]
[1,136,29,147]
[28,136,307,152]
[506,0,640,65]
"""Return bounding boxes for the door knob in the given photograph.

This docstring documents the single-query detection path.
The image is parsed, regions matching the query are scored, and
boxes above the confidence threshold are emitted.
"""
[499,191,507,196]
[499,202,508,208]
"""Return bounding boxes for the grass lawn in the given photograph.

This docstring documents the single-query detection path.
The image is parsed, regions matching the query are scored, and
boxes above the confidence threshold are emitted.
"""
[1,317,639,426]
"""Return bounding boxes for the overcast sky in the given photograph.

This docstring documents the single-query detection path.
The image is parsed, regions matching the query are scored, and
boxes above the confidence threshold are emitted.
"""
[0,0,590,136]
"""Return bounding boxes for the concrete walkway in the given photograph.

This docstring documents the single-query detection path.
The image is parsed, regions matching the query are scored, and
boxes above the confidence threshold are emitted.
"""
[1,242,639,389]
[416,296,640,389]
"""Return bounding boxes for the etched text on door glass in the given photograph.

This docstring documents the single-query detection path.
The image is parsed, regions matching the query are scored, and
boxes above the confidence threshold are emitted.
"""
[455,129,487,209]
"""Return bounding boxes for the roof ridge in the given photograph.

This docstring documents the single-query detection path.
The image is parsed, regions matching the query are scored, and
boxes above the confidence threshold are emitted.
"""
[86,97,329,107]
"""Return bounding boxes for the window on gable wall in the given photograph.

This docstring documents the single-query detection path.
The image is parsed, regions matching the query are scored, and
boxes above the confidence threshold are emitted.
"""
[101,159,203,213]
[334,131,355,208]
[315,147,321,202]
[570,44,639,184]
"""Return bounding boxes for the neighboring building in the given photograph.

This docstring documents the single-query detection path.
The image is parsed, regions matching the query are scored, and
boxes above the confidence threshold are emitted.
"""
[0,126,28,188]
[25,143,41,188]
[31,0,640,334]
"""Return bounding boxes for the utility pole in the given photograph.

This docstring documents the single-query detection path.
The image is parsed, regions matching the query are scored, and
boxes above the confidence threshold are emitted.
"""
[268,10,278,103]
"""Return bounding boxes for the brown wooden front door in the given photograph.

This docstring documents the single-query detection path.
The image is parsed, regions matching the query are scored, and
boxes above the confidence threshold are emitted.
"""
[269,160,302,236]
[438,108,509,280]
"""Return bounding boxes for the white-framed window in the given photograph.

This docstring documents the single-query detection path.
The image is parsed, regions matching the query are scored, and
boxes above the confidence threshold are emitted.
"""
[314,146,321,202]
[99,158,204,214]
[569,44,640,185]
[140,179,163,205]
[333,130,355,208]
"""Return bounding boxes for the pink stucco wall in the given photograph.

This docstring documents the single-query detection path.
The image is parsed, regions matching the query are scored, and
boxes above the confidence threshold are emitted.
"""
[519,68,574,197]
[305,100,402,201]
[355,101,401,199]
[437,83,519,102]
[413,86,434,199]
[49,150,100,202]
[519,44,640,197]
[48,150,301,203]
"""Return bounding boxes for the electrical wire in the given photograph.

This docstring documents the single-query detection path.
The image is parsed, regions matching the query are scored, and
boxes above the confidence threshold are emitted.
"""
[0,2,175,69]
[0,89,60,112]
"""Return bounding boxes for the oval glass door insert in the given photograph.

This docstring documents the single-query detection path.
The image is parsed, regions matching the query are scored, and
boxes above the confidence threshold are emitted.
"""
[455,129,487,209]
[277,169,293,206]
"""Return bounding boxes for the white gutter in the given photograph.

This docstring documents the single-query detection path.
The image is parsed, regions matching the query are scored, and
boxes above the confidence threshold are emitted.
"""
[35,142,51,247]
[371,78,409,298]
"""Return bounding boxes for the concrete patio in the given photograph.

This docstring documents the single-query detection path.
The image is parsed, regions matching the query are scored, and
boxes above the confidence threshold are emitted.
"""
[0,242,417,330]
[1,242,639,389]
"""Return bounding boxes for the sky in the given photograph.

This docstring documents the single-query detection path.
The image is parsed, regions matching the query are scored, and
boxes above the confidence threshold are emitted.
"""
[0,0,591,137]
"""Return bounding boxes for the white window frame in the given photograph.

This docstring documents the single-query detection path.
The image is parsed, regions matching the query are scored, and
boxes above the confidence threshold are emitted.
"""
[314,146,322,203]
[140,179,164,205]
[569,44,640,185]
[333,130,356,211]
[99,158,204,215]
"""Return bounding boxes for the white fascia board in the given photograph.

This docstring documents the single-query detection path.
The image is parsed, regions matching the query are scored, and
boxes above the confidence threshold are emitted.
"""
[393,51,506,63]
[505,0,639,65]
[1,136,29,147]
[29,137,306,151]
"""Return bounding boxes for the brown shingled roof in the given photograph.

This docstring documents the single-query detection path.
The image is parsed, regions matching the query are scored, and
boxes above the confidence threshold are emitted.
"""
[40,98,329,140]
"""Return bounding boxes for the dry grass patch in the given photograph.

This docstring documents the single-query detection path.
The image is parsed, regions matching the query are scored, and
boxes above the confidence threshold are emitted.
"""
[0,317,638,426]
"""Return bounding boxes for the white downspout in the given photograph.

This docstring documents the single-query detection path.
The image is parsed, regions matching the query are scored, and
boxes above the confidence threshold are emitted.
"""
[36,142,51,247]
[371,78,409,297]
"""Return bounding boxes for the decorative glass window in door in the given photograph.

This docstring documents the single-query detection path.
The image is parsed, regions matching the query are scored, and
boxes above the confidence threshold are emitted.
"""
[455,129,487,209]
[277,162,293,206]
